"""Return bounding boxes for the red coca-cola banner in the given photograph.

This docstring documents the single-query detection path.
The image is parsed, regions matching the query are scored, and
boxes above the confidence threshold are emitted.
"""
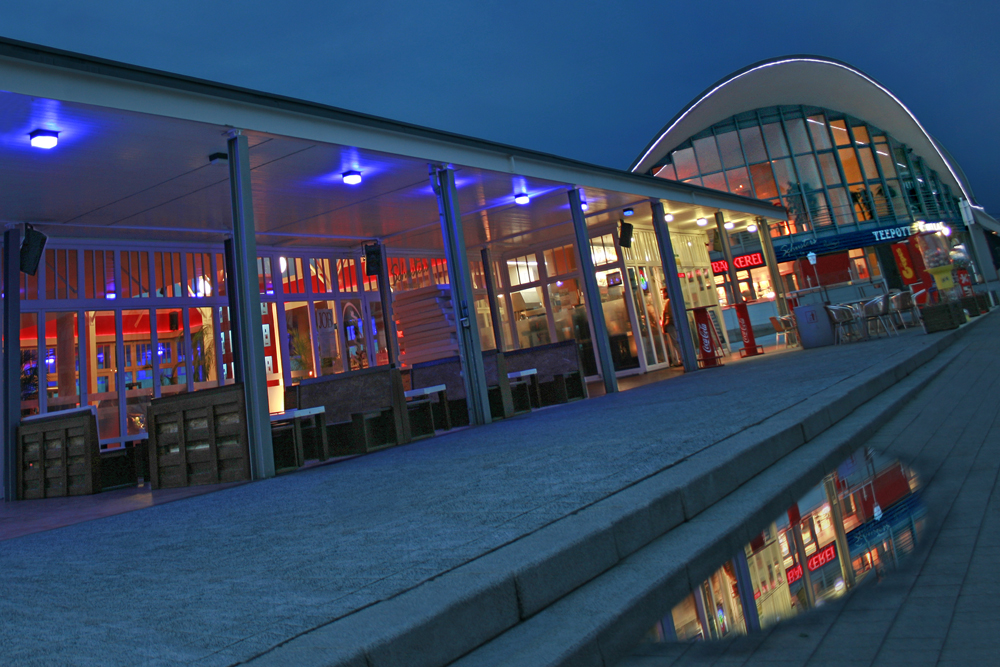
[691,307,721,368]
[734,302,762,357]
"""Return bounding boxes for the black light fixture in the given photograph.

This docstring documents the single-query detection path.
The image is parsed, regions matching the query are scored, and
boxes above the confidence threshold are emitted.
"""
[622,207,634,217]
[208,152,228,165]
[618,219,634,248]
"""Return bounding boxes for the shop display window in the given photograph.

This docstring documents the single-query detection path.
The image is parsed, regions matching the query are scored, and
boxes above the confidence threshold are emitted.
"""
[44,311,81,413]
[84,250,116,300]
[44,249,78,300]
[186,252,212,297]
[153,252,182,298]
[312,300,342,375]
[85,310,120,441]
[511,287,550,349]
[121,309,154,436]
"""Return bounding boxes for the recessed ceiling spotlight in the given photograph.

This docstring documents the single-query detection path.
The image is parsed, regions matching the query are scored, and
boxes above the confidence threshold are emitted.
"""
[623,208,634,217]
[29,129,59,149]
[514,193,530,205]
[579,189,588,211]
[696,217,708,227]
[724,221,734,230]
[342,170,362,185]
[747,223,758,233]
[665,213,674,222]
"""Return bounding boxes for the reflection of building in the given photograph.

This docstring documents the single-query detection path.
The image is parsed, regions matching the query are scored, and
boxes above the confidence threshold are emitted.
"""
[632,56,1000,308]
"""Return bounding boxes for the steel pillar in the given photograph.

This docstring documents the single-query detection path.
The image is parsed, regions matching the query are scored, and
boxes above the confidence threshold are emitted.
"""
[569,187,617,394]
[431,166,491,425]
[960,200,1000,303]
[733,551,762,632]
[2,229,20,501]
[715,211,743,305]
[480,247,505,351]
[223,238,244,383]
[824,476,857,590]
[227,132,275,479]
[650,200,698,372]
[756,218,790,317]
[374,241,399,366]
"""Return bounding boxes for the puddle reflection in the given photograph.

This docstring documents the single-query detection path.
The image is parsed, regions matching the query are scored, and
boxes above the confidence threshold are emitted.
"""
[648,446,925,642]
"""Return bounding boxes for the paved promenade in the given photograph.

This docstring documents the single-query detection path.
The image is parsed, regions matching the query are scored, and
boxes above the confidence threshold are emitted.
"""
[621,314,1000,667]
[0,316,991,666]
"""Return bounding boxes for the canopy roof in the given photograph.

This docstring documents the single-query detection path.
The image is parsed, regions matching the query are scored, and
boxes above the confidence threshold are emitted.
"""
[631,56,985,214]
[0,37,783,255]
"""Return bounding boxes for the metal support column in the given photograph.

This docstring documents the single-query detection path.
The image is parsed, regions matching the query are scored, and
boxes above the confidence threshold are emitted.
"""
[650,200,699,372]
[374,241,399,366]
[431,166,491,425]
[733,551,762,633]
[569,187,617,394]
[480,247,505,351]
[227,132,275,479]
[2,229,21,501]
[788,504,816,609]
[824,475,857,590]
[960,200,1000,303]
[756,217,790,317]
[715,211,743,305]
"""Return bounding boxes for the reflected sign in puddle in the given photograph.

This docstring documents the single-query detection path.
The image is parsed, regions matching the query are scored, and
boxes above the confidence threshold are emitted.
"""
[649,445,925,642]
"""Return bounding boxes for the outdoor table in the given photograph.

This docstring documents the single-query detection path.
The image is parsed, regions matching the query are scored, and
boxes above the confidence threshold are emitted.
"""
[270,406,328,472]
[507,368,539,413]
[404,384,450,437]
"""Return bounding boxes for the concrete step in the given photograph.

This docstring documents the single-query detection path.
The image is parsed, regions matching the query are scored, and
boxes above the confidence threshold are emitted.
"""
[244,313,993,667]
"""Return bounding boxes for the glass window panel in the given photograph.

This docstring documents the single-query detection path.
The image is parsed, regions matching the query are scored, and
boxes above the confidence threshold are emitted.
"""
[337,259,358,293]
[870,182,893,219]
[20,313,39,418]
[672,147,698,180]
[818,152,841,185]
[830,120,851,146]
[827,187,855,225]
[851,124,871,144]
[702,172,727,191]
[153,252,181,298]
[806,191,834,227]
[370,301,389,366]
[725,167,752,197]
[682,176,702,187]
[850,185,875,221]
[739,126,768,163]
[807,116,833,150]
[121,309,154,436]
[884,179,907,219]
[839,148,863,183]
[214,253,227,297]
[186,253,211,298]
[784,117,812,154]
[313,300,342,376]
[875,145,896,178]
[793,153,822,191]
[762,123,789,158]
[857,145,879,182]
[781,190,810,234]
[284,302,315,381]
[749,163,778,199]
[596,269,638,370]
[260,303,283,411]
[310,257,334,294]
[360,257,379,292]
[21,268,39,301]
[589,234,619,266]
[342,299,368,370]
[692,136,722,174]
[548,278,590,344]
[279,256,304,295]
[257,256,274,295]
[45,312,81,413]
[431,258,449,285]
[771,158,797,196]
[474,294,496,352]
[85,311,119,440]
[543,244,577,277]
[189,307,218,390]
[511,286,550,349]
[653,163,676,180]
[155,308,187,397]
[716,131,744,170]
[44,249,78,300]
[506,253,540,287]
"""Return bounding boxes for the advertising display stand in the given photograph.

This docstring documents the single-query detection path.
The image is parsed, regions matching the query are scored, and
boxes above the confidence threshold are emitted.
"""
[734,303,764,357]
[690,306,726,368]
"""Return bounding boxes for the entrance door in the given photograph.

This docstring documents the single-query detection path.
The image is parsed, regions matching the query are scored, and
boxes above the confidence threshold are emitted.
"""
[595,268,639,371]
[627,267,669,369]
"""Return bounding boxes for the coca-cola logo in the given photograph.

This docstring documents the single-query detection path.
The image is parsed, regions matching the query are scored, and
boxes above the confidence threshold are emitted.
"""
[698,322,712,352]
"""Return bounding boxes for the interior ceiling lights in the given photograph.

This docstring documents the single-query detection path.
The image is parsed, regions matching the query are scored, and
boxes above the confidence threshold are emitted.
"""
[747,223,758,233]
[514,193,530,205]
[29,129,59,149]
[623,208,634,216]
[665,213,674,222]
[342,170,362,185]
[724,221,735,230]
[696,217,708,227]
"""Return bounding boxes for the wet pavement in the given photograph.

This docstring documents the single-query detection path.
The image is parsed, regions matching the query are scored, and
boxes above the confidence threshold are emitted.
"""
[0,317,990,666]
[620,313,1000,667]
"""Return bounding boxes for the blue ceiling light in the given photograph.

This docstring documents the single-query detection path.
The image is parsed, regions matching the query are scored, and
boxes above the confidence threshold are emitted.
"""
[623,207,634,216]
[514,192,530,205]
[579,189,588,211]
[29,129,59,149]
[342,170,362,185]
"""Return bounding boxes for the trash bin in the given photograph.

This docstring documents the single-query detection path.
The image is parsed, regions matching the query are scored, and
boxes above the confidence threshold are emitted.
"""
[793,304,836,349]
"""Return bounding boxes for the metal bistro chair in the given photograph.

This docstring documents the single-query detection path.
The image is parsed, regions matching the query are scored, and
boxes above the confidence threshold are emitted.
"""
[769,316,796,348]
[862,295,898,338]
[825,305,860,344]
[889,291,920,328]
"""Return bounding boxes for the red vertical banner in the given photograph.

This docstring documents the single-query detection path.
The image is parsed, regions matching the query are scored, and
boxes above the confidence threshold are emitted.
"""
[891,243,920,285]
[956,269,974,296]
[692,306,723,367]
[734,302,762,357]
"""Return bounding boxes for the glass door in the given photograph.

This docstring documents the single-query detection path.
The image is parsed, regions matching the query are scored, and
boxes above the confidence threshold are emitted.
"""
[627,267,669,369]
[596,268,639,371]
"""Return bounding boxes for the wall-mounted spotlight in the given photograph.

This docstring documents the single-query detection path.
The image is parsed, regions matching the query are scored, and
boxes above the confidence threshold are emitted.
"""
[623,207,634,217]
[514,193,530,205]
[29,129,59,149]
[665,213,674,222]
[696,217,708,227]
[342,170,362,185]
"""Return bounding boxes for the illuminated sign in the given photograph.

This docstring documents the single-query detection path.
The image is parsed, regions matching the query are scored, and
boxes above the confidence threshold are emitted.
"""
[754,590,761,600]
[808,543,837,571]
[786,563,803,585]
[711,252,766,274]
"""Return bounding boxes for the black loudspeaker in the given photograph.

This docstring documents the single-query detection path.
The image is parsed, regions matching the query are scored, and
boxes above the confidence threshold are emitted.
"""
[364,242,381,277]
[618,220,634,248]
[19,224,47,276]
[169,312,180,331]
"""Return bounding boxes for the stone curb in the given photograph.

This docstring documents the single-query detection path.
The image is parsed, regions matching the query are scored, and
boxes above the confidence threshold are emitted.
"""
[243,312,993,667]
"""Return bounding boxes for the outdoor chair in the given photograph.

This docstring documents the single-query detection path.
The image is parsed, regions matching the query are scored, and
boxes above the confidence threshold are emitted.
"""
[861,296,898,338]
[825,305,861,344]
[889,291,920,328]
[768,316,797,348]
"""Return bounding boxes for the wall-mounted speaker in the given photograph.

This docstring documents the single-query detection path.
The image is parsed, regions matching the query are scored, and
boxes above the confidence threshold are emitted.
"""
[364,242,382,276]
[19,224,47,276]
[618,220,634,249]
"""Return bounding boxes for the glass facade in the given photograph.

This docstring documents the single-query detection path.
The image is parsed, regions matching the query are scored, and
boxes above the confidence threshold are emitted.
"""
[648,106,964,238]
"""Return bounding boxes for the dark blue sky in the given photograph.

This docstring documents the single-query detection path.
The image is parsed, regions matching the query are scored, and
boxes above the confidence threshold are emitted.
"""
[5,1,998,211]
